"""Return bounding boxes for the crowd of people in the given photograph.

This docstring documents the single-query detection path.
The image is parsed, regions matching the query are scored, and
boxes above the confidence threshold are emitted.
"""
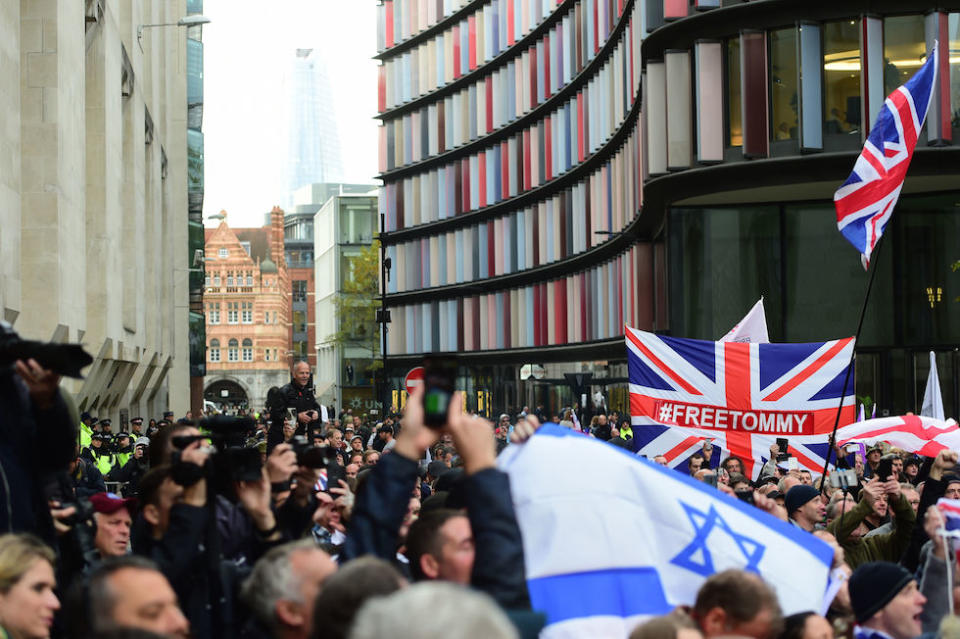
[0,352,958,639]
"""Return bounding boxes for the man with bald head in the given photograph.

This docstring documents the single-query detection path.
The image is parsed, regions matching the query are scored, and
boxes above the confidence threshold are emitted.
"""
[282,360,322,437]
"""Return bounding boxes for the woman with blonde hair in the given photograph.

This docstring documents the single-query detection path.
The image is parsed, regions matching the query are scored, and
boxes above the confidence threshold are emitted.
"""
[0,534,60,639]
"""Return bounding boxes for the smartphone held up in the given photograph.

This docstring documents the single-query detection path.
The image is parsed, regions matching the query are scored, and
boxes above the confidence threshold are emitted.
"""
[422,355,458,428]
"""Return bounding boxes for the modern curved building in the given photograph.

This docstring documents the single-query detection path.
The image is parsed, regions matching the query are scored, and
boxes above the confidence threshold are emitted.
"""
[376,0,960,417]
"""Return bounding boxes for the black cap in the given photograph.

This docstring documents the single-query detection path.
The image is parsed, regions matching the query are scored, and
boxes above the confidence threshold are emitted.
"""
[131,417,143,424]
[80,411,97,424]
[849,561,914,622]
[100,418,112,426]
[95,433,111,442]
[785,485,820,515]
[378,424,394,435]
[163,410,174,417]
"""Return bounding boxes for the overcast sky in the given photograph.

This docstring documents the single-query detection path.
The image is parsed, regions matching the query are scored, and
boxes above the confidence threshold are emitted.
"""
[201,0,379,228]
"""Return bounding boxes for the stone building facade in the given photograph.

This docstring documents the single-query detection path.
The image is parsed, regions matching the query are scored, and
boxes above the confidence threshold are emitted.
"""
[0,0,192,420]
[203,208,291,411]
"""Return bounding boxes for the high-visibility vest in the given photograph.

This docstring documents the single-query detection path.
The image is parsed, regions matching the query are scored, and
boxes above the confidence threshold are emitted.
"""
[93,451,115,477]
[620,425,633,440]
[79,422,93,449]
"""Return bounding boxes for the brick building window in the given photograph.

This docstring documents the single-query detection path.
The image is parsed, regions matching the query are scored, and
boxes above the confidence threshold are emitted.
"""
[209,339,220,362]
[293,310,307,333]
[214,275,221,287]
[218,248,228,258]
[293,280,307,302]
[242,339,253,362]
[208,303,220,325]
[241,302,253,324]
[228,302,239,324]
[227,339,238,362]
[246,273,254,286]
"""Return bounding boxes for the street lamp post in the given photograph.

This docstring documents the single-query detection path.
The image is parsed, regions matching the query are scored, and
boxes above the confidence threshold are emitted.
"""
[137,15,211,47]
[377,213,392,415]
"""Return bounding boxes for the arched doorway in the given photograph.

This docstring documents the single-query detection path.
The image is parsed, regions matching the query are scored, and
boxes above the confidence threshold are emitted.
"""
[204,379,248,412]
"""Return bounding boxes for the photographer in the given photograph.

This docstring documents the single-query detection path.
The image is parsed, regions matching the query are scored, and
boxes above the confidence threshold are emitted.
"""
[0,353,77,545]
[281,361,321,439]
[342,386,532,612]
[107,437,150,497]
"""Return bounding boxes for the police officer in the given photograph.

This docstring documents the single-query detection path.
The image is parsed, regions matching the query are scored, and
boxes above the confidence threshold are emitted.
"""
[99,418,114,438]
[87,433,115,477]
[129,416,144,438]
[113,433,133,469]
[79,411,97,449]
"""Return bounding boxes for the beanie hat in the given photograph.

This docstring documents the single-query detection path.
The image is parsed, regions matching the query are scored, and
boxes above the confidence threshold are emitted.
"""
[784,485,819,515]
[849,561,913,623]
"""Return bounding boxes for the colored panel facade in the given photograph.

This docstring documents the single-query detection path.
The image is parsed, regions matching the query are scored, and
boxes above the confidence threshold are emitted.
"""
[377,0,649,415]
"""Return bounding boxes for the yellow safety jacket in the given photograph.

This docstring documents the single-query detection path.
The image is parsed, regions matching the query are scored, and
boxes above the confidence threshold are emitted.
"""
[92,451,115,477]
[620,425,633,440]
[79,422,93,449]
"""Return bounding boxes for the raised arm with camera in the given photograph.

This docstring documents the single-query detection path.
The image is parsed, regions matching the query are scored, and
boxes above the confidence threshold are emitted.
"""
[342,385,439,563]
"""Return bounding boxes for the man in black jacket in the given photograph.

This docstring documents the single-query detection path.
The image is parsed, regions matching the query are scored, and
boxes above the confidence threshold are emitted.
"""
[282,361,321,438]
[342,387,532,613]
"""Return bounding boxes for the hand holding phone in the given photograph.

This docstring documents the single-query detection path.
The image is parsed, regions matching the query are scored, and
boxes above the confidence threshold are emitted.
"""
[422,355,458,428]
[876,457,894,482]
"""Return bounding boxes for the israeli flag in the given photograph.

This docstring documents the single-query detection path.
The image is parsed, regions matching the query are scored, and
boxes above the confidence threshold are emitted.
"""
[498,425,834,638]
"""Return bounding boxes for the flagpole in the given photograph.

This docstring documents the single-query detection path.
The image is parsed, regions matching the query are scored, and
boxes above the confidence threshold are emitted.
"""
[819,237,885,493]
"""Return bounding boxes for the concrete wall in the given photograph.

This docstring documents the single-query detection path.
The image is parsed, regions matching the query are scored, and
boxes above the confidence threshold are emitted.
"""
[2,0,190,424]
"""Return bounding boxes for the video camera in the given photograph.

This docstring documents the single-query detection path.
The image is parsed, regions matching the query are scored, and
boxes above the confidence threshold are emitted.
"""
[0,320,92,378]
[171,415,262,482]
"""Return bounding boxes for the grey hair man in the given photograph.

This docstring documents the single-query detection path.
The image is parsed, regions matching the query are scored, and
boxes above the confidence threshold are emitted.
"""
[86,556,189,638]
[241,539,337,639]
[349,581,518,639]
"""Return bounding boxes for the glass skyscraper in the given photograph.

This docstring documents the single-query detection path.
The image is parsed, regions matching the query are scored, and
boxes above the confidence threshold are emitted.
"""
[286,48,344,200]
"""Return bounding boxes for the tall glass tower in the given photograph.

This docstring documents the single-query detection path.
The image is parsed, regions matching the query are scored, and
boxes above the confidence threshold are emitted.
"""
[285,48,343,200]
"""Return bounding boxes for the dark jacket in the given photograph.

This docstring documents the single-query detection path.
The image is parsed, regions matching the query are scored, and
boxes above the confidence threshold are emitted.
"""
[281,373,320,437]
[132,504,217,637]
[342,451,531,610]
[0,369,76,545]
[72,459,106,498]
[107,457,148,496]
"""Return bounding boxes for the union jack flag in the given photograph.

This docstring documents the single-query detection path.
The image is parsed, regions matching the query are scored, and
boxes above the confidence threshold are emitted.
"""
[834,43,938,267]
[626,327,856,479]
[836,414,960,458]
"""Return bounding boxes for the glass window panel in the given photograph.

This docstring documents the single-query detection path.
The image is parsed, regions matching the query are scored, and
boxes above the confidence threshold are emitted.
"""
[667,206,781,339]
[187,39,203,106]
[883,16,926,97]
[782,203,893,345]
[893,195,960,347]
[726,37,742,147]
[823,20,861,138]
[770,28,799,141]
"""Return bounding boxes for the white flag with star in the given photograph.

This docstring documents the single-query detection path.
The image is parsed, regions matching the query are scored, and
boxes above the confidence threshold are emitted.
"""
[499,425,833,639]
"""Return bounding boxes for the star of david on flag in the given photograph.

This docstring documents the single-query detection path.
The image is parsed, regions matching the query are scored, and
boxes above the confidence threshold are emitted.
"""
[834,42,939,267]
[671,502,765,576]
[498,425,834,639]
[625,326,856,479]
